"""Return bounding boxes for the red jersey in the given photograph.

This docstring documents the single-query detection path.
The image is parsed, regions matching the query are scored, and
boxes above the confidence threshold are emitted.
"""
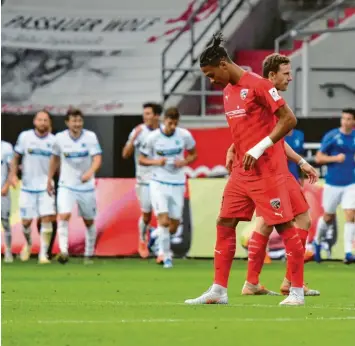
[224,72,289,180]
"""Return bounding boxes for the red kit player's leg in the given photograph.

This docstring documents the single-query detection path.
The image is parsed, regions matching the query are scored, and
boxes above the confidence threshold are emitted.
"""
[185,173,254,305]
[247,174,305,305]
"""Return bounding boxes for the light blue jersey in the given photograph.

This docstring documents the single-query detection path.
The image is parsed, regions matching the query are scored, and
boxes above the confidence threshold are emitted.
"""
[14,130,55,192]
[140,127,195,185]
[1,141,14,188]
[52,130,102,192]
[320,128,355,186]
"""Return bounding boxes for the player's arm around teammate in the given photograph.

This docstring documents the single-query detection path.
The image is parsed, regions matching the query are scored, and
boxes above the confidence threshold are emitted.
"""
[186,34,305,306]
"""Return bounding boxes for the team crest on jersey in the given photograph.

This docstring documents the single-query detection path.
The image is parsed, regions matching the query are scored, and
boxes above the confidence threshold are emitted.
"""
[270,198,281,210]
[240,89,248,100]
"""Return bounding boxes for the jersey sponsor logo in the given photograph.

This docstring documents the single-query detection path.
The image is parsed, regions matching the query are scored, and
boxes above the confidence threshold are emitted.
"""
[64,151,89,158]
[27,148,52,157]
[225,109,247,118]
[240,89,248,100]
[156,148,183,156]
[270,198,281,210]
[268,87,281,102]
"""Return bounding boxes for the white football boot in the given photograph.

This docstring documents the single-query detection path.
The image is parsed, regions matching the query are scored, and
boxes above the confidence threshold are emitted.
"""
[185,285,228,305]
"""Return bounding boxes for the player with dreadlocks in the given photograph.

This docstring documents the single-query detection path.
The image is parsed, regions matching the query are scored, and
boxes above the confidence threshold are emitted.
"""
[185,33,305,306]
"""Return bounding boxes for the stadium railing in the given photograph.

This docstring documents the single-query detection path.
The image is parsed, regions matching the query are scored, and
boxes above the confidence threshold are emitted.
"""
[274,0,355,117]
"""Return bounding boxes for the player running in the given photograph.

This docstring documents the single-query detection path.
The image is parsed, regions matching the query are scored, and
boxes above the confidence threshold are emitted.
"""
[185,34,304,306]
[11,111,56,264]
[232,53,320,296]
[139,107,197,268]
[47,109,102,264]
[2,141,14,263]
[122,102,162,258]
[314,108,355,264]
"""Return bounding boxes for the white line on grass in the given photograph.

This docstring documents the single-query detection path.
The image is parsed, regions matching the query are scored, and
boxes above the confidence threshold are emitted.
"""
[3,316,355,324]
[4,299,355,311]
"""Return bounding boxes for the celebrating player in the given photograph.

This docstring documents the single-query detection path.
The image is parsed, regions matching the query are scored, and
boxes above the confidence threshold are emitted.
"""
[139,107,197,268]
[2,141,14,263]
[11,111,56,264]
[234,53,319,296]
[47,109,102,264]
[122,102,162,258]
[314,108,355,264]
[37,122,58,260]
[185,34,304,306]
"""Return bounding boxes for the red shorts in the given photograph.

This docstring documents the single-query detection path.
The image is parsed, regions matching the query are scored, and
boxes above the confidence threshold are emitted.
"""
[219,173,293,226]
[286,174,309,217]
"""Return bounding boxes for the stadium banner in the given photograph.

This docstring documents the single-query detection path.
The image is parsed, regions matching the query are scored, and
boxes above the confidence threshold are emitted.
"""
[1,179,192,257]
[188,178,349,260]
[1,0,219,115]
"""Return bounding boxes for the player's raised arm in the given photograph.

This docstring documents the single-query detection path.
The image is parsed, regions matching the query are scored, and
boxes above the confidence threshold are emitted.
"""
[122,125,143,159]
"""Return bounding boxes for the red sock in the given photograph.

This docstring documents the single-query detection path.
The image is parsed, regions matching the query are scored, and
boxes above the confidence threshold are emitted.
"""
[280,227,304,288]
[285,228,308,282]
[297,228,308,251]
[246,232,268,285]
[213,225,236,288]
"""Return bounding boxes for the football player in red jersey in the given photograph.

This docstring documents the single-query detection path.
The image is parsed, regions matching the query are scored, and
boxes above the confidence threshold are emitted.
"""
[229,53,320,296]
[185,34,304,306]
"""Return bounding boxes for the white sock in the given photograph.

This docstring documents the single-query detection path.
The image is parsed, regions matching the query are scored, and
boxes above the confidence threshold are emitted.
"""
[290,287,304,299]
[22,224,32,246]
[344,222,355,254]
[158,226,171,261]
[212,283,227,294]
[58,220,69,255]
[314,217,328,244]
[40,222,53,258]
[138,216,149,241]
[2,219,12,252]
[85,224,97,257]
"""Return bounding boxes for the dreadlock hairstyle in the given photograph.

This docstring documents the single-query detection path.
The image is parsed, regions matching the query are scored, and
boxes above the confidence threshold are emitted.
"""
[199,32,232,67]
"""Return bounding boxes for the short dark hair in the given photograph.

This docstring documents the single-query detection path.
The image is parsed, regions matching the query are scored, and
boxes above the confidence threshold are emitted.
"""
[34,109,52,122]
[200,32,232,67]
[164,107,180,120]
[65,108,84,121]
[342,108,355,118]
[143,102,162,115]
[262,53,291,78]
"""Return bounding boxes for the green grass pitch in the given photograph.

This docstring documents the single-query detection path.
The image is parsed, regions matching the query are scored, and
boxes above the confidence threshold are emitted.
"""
[2,259,354,346]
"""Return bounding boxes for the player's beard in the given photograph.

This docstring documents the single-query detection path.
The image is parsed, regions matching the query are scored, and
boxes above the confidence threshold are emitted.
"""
[36,127,49,135]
